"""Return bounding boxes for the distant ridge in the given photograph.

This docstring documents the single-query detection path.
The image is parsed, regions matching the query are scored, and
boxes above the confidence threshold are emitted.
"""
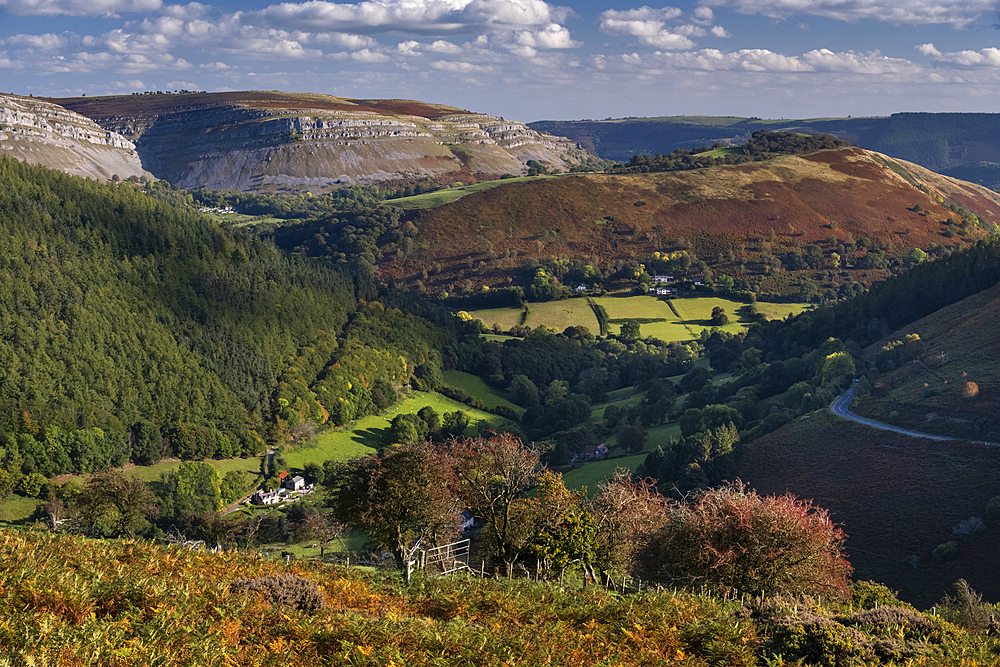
[40,91,594,192]
[529,113,1000,176]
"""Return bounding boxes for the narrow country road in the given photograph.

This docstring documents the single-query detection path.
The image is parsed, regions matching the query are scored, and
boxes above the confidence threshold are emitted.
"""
[829,385,954,442]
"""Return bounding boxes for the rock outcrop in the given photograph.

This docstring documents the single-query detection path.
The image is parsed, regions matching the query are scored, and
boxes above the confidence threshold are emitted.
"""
[45,91,593,192]
[0,94,148,181]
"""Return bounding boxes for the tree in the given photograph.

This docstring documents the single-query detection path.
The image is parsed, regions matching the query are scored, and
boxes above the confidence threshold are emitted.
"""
[325,443,458,581]
[620,321,641,340]
[589,471,667,578]
[617,424,646,453]
[639,481,852,597]
[156,462,222,522]
[76,470,158,538]
[710,306,729,326]
[450,433,543,566]
[524,472,597,578]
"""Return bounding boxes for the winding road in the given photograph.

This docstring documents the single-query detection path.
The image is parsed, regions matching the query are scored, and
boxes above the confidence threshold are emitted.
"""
[829,385,954,442]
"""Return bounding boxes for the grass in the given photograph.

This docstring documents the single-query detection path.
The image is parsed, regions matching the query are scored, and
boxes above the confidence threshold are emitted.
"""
[471,296,813,343]
[386,176,553,210]
[443,370,526,416]
[562,453,649,495]
[524,299,599,332]
[282,390,509,470]
[468,307,524,331]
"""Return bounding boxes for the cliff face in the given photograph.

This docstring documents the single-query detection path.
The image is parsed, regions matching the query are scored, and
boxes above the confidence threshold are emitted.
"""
[46,91,592,192]
[0,94,148,181]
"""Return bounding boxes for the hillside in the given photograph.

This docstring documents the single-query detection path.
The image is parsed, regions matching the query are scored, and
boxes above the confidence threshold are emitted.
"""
[854,281,1000,440]
[41,91,592,192]
[382,145,1000,298]
[7,528,1000,666]
[0,94,148,182]
[739,410,1000,608]
[530,113,1000,175]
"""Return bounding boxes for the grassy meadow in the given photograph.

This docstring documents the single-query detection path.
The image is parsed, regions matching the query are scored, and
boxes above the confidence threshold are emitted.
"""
[386,175,552,210]
[442,370,526,416]
[0,390,509,527]
[470,295,812,341]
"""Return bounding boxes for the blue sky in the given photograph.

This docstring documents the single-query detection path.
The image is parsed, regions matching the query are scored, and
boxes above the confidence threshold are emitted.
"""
[2,0,1000,122]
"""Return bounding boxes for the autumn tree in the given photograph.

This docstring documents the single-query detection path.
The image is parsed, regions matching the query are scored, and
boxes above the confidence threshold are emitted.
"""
[639,481,852,598]
[450,433,543,566]
[589,470,667,579]
[325,442,458,581]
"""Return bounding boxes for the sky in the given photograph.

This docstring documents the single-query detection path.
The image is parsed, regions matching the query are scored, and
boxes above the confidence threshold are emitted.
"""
[2,0,1000,122]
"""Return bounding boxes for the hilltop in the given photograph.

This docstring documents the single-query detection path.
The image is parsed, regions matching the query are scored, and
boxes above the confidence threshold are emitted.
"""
[39,91,593,192]
[382,145,1000,298]
[0,93,148,182]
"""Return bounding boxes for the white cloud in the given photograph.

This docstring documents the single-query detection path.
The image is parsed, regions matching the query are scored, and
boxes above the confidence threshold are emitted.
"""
[431,58,490,71]
[600,7,700,50]
[710,25,729,37]
[248,0,568,35]
[704,0,994,28]
[514,23,577,49]
[603,47,920,75]
[396,39,421,55]
[693,6,714,22]
[428,39,462,53]
[3,33,68,49]
[350,46,389,61]
[601,7,683,22]
[314,32,376,48]
[0,0,161,16]
[199,60,232,70]
[918,43,1000,67]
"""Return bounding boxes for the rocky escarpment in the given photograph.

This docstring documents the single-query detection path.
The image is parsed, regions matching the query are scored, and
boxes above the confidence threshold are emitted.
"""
[46,91,593,192]
[0,94,148,181]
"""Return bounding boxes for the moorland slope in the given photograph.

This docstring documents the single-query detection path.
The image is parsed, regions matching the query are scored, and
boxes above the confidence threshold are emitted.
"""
[42,91,592,192]
[384,146,1000,297]
[739,410,1000,608]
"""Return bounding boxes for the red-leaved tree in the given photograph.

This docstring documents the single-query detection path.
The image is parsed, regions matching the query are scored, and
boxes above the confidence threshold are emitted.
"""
[639,481,852,598]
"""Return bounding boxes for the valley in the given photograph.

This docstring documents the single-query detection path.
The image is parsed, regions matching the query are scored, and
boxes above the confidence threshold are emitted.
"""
[5,89,1000,666]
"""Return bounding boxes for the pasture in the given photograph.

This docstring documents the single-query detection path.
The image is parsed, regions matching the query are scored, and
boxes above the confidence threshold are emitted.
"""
[471,295,812,342]
[443,370,526,416]
[386,175,553,210]
[283,390,507,469]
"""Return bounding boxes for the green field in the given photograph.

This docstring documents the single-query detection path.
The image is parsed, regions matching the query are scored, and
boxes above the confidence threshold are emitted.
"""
[472,295,811,342]
[282,390,509,470]
[562,453,649,495]
[468,307,525,331]
[443,370,526,416]
[524,299,599,332]
[385,176,553,210]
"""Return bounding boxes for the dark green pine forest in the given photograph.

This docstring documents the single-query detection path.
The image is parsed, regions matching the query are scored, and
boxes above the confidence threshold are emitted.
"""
[0,157,450,479]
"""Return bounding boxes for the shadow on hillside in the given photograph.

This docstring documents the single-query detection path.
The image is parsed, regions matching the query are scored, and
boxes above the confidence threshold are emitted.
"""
[351,427,389,449]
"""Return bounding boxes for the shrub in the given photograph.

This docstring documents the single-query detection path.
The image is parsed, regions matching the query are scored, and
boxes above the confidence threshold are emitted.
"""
[932,541,959,563]
[952,516,985,538]
[937,579,998,630]
[984,495,1000,522]
[852,580,911,610]
[639,481,852,598]
[962,381,980,398]
[230,575,326,613]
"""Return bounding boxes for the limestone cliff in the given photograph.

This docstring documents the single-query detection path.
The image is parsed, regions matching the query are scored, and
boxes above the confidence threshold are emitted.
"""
[0,94,148,181]
[46,91,593,192]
